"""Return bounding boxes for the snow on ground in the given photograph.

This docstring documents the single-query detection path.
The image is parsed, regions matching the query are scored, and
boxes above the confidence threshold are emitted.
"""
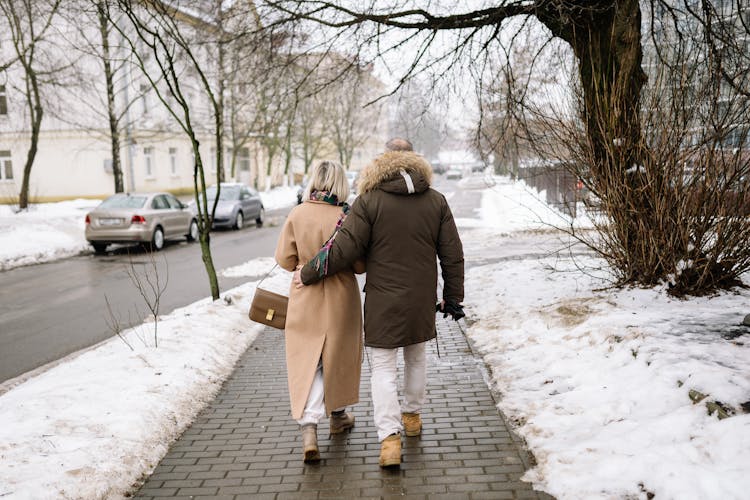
[461,178,750,500]
[0,187,298,271]
[0,199,99,271]
[1,175,748,499]
[259,185,299,211]
[0,265,292,499]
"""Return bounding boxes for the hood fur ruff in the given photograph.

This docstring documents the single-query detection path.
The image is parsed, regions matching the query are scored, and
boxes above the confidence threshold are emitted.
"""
[356,151,433,194]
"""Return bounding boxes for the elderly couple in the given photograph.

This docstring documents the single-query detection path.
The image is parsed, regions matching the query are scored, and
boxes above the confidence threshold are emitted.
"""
[274,138,465,467]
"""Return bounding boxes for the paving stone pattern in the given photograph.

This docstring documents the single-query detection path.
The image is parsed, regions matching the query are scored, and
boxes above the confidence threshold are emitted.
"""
[135,318,554,500]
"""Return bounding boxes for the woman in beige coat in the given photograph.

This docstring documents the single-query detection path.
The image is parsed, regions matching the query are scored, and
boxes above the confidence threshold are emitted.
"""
[274,160,364,463]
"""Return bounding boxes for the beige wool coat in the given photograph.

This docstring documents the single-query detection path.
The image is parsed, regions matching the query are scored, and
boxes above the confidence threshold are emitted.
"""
[275,200,364,420]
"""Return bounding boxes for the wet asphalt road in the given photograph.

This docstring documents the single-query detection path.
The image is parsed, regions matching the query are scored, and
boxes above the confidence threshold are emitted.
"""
[0,208,291,383]
[0,176,480,384]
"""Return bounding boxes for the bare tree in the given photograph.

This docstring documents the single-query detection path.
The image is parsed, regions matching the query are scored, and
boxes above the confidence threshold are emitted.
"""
[329,63,384,168]
[389,79,447,161]
[108,0,231,300]
[96,0,125,192]
[126,250,168,348]
[258,0,750,296]
[52,0,143,194]
[0,0,63,210]
[294,81,329,173]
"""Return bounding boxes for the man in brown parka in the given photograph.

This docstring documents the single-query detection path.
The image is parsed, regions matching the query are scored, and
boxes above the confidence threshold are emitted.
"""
[294,138,465,467]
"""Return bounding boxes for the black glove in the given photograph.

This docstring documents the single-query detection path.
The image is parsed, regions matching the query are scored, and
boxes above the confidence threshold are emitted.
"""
[436,301,465,321]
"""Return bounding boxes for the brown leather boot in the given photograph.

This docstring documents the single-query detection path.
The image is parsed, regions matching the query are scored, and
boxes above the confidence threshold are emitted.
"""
[330,411,355,435]
[301,424,320,463]
[402,412,422,437]
[379,433,401,467]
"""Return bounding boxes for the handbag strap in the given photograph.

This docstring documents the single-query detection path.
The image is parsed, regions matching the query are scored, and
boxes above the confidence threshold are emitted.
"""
[257,262,279,287]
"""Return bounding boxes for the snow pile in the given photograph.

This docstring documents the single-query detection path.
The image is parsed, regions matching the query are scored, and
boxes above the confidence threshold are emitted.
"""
[0,199,98,271]
[259,185,299,211]
[0,274,269,499]
[221,256,278,278]
[461,179,750,499]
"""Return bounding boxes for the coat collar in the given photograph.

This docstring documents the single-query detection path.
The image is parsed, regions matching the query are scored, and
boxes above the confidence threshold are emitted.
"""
[356,151,433,195]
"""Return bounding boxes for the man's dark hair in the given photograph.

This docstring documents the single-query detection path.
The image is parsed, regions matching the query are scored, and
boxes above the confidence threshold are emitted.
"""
[385,138,413,152]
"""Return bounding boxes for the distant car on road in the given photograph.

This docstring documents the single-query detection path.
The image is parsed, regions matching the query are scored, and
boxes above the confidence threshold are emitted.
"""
[431,162,447,175]
[345,170,359,193]
[189,183,264,230]
[85,192,198,253]
[445,167,463,180]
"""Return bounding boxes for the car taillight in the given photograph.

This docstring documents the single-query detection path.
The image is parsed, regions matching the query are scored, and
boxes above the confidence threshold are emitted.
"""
[131,215,146,224]
[85,214,90,224]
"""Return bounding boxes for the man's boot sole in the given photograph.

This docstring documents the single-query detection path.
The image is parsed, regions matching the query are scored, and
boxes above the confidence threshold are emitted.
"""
[379,458,401,467]
[304,449,321,463]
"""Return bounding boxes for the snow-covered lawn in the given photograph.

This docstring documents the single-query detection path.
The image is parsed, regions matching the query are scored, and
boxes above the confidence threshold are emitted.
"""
[0,176,747,499]
[460,178,750,500]
[0,186,299,271]
[0,199,99,271]
[0,267,291,499]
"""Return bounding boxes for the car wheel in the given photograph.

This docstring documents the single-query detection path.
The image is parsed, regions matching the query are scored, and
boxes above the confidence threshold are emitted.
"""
[91,242,107,254]
[186,219,199,242]
[256,207,265,228]
[149,226,165,251]
[234,211,244,230]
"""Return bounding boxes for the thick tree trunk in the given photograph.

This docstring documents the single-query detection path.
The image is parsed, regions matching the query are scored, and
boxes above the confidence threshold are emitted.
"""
[539,0,656,283]
[97,1,123,193]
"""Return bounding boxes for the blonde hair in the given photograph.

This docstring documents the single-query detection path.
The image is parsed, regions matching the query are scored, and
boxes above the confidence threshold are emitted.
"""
[303,160,349,202]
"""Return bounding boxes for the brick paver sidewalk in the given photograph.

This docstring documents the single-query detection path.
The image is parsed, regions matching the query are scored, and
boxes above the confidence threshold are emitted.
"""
[135,318,553,499]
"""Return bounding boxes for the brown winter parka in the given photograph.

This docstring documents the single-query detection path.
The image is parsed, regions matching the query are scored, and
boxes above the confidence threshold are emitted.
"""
[301,151,464,349]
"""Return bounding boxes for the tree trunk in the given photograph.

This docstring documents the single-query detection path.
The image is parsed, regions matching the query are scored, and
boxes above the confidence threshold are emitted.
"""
[283,126,292,174]
[539,0,653,282]
[191,141,220,300]
[97,1,123,193]
[19,65,43,210]
[216,40,225,185]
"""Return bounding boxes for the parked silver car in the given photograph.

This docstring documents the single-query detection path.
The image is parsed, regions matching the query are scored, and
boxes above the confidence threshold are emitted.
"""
[85,192,198,253]
[188,183,264,230]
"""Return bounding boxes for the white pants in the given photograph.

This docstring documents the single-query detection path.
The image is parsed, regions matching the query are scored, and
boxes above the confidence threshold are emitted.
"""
[370,341,427,442]
[297,359,345,426]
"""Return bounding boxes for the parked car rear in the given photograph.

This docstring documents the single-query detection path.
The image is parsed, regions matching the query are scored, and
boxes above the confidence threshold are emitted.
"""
[188,183,264,230]
[85,192,198,253]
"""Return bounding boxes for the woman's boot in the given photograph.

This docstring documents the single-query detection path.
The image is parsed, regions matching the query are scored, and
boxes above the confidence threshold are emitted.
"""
[330,410,355,434]
[301,424,320,463]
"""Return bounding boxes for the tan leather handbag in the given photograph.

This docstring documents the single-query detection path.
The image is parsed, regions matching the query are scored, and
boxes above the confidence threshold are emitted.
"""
[248,264,288,330]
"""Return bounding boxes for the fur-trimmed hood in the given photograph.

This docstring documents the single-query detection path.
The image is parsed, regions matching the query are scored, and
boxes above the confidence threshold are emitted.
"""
[356,151,433,195]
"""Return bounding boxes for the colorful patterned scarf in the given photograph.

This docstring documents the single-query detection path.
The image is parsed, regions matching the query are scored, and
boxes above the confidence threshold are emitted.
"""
[309,189,344,206]
[308,190,350,278]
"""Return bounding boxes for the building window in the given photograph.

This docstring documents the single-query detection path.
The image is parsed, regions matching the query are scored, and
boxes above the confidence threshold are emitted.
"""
[144,147,154,177]
[0,86,7,116]
[0,151,12,180]
[210,146,216,172]
[169,147,177,175]
[140,84,150,116]
[238,147,250,171]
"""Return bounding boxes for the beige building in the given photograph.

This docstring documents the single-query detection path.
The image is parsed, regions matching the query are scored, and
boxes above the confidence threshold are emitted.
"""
[0,2,270,204]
